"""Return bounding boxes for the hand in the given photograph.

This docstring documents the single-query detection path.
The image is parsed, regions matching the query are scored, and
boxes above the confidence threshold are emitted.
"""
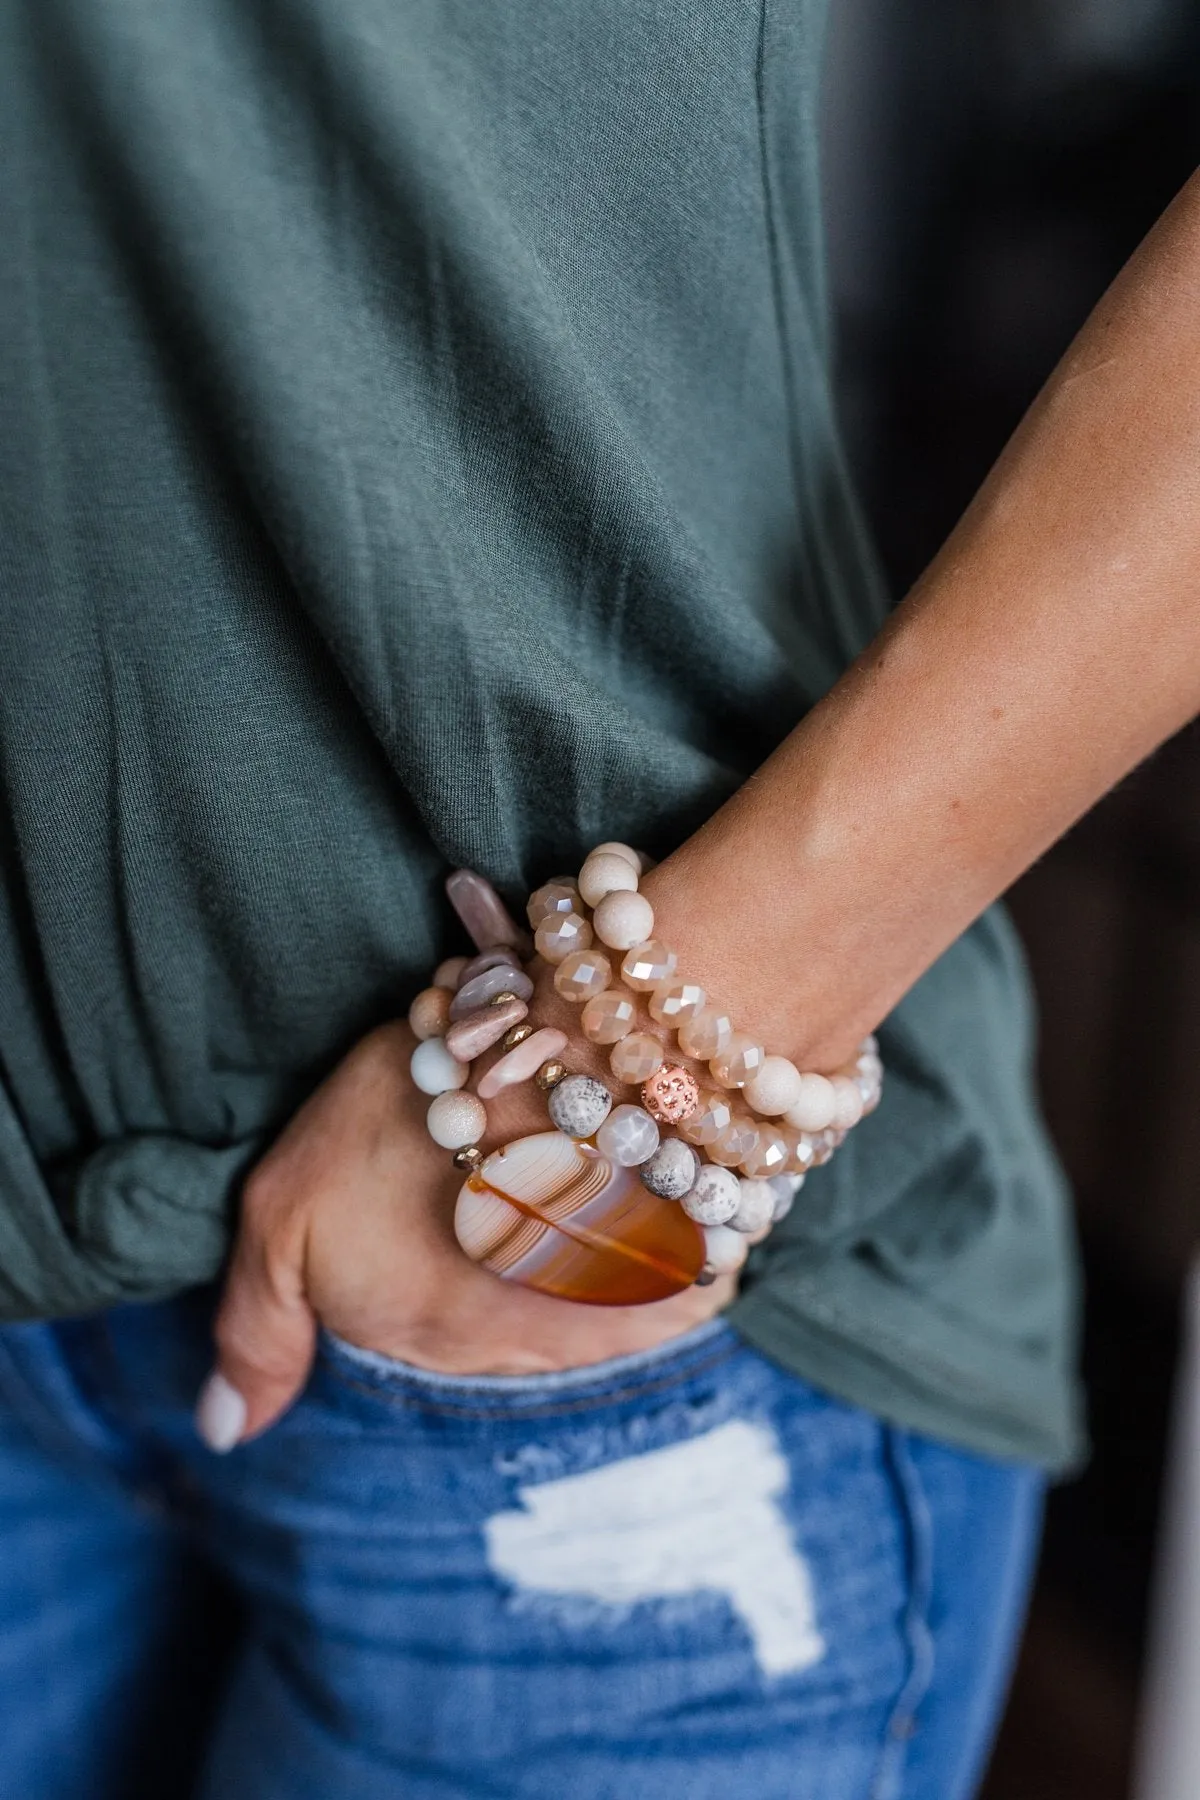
[197,987,735,1450]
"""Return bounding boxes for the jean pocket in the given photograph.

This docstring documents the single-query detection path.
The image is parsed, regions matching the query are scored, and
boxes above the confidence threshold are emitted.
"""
[318,1315,741,1418]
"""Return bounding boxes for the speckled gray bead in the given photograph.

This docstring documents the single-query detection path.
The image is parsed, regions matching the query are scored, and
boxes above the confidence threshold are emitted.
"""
[681,1163,740,1226]
[640,1139,700,1199]
[547,1073,613,1139]
[730,1178,775,1235]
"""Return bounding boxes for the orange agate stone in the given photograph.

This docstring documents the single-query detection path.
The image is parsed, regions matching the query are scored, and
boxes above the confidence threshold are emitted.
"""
[454,1132,705,1305]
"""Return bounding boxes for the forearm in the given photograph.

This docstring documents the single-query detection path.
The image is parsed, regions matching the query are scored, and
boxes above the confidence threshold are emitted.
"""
[645,168,1200,1068]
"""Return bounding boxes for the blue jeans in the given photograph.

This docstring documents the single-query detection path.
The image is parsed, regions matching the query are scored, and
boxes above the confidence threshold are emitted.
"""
[0,1292,1041,1800]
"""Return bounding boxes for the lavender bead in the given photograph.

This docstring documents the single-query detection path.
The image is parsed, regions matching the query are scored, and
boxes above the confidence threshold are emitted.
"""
[547,1074,613,1139]
[450,964,534,1018]
[457,947,523,987]
[639,1139,700,1200]
[445,995,528,1062]
[446,869,532,956]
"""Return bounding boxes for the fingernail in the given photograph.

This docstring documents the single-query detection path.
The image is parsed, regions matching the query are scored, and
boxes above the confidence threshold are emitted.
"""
[195,1371,247,1452]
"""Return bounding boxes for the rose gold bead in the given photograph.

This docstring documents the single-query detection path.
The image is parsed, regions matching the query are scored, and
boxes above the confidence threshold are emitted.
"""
[433,956,469,990]
[553,948,612,1004]
[609,1032,665,1085]
[408,986,452,1041]
[526,878,580,929]
[648,979,706,1028]
[708,1115,761,1169]
[534,911,592,965]
[581,988,638,1045]
[641,1064,701,1125]
[620,939,678,992]
[709,1033,766,1090]
[501,1022,535,1051]
[677,1005,734,1062]
[680,1090,735,1146]
[534,1059,568,1091]
[739,1128,790,1178]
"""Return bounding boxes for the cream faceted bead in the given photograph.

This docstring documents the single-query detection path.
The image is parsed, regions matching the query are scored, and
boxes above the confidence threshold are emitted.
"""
[609,1032,664,1085]
[783,1129,818,1176]
[590,841,642,872]
[527,878,580,928]
[581,988,637,1044]
[829,1074,865,1130]
[743,1055,803,1118]
[677,1005,734,1062]
[410,1036,471,1096]
[535,910,592,964]
[594,890,655,952]
[708,1115,760,1169]
[708,1033,766,1090]
[648,979,706,1028]
[577,852,639,908]
[679,1090,734,1147]
[408,985,452,1041]
[782,1072,838,1133]
[553,947,612,1003]
[426,1090,488,1149]
[620,939,677,991]
[738,1127,790,1178]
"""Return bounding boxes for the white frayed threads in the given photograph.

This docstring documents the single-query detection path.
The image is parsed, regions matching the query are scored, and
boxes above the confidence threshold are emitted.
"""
[484,1418,824,1678]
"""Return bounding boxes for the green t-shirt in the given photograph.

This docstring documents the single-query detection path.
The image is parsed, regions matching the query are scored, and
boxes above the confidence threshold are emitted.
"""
[0,0,1083,1469]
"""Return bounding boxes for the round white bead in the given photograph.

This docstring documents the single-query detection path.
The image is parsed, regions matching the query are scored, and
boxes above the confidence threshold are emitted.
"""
[590,841,642,872]
[782,1072,838,1132]
[681,1163,740,1225]
[592,889,655,951]
[596,1103,661,1166]
[731,1178,775,1236]
[410,1036,471,1096]
[743,1055,803,1118]
[701,1223,749,1276]
[577,852,639,908]
[426,1091,488,1149]
[829,1075,864,1130]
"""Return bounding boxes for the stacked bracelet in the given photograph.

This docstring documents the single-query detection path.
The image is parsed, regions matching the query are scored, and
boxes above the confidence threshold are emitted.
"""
[406,852,883,1305]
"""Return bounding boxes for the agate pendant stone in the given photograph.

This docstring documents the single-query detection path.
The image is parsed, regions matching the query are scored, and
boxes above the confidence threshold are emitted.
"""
[454,1132,705,1305]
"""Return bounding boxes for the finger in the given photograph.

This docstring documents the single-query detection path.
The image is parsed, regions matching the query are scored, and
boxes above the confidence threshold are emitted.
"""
[196,1213,317,1450]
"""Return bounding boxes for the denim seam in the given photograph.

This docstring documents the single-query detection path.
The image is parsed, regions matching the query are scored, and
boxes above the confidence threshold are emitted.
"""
[320,1337,744,1421]
[870,1427,936,1800]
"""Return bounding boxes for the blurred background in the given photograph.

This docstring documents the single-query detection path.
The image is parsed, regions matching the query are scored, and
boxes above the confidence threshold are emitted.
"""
[822,3,1200,1794]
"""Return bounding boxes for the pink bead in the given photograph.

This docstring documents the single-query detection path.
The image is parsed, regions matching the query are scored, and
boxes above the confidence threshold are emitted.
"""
[408,986,452,1041]
[433,956,469,990]
[477,1028,570,1099]
[609,1032,665,1085]
[535,911,593,965]
[619,939,678,992]
[445,996,529,1062]
[580,988,638,1044]
[594,890,655,952]
[553,948,612,1003]
[648,979,706,1027]
[709,1033,766,1090]
[445,869,531,955]
[458,948,523,986]
[677,1005,734,1062]
[526,879,580,929]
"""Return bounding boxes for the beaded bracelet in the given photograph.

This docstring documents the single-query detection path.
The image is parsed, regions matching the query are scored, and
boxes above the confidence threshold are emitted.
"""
[406,854,883,1303]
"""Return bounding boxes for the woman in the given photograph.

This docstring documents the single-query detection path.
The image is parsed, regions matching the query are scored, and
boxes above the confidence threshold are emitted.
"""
[2,1,1194,1795]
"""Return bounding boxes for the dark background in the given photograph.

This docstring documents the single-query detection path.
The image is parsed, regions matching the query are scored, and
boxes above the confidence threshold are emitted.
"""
[822,4,1200,1794]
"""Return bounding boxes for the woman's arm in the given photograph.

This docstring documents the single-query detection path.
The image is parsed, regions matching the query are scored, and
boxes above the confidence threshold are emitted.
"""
[646,168,1200,1069]
[200,169,1200,1450]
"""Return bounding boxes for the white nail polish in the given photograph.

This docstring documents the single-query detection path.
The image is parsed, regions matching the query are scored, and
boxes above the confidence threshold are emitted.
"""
[195,1372,247,1452]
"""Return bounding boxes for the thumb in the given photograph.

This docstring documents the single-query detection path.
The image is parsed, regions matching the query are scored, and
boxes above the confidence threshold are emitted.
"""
[196,1208,317,1451]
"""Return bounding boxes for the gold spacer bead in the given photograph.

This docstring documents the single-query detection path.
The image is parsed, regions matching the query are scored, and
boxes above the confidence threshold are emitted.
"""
[535,1059,567,1091]
[488,990,518,1008]
[452,1145,484,1173]
[501,1022,535,1052]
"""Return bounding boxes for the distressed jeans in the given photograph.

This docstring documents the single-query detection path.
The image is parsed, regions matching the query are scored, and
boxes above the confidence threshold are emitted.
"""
[0,1291,1042,1800]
